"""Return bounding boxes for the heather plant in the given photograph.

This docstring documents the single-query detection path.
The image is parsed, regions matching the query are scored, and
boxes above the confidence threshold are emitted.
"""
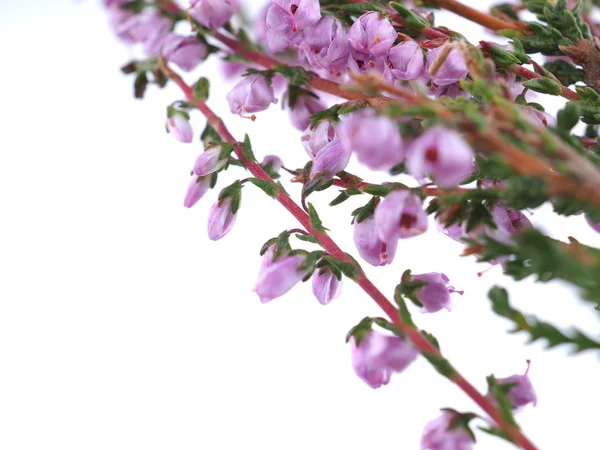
[101,0,600,448]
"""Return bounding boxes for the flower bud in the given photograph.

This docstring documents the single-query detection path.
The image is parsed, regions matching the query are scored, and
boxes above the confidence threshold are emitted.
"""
[254,254,308,303]
[338,110,404,171]
[261,155,284,177]
[310,139,351,180]
[495,374,537,409]
[162,33,207,72]
[350,330,418,389]
[375,190,428,241]
[207,197,237,241]
[227,74,276,116]
[421,411,474,450]
[353,214,398,266]
[193,146,227,176]
[426,46,468,86]
[301,120,336,158]
[388,40,425,81]
[183,175,211,208]
[411,272,462,313]
[348,12,396,58]
[406,126,474,188]
[289,94,326,131]
[189,0,235,29]
[166,113,193,143]
[312,267,342,305]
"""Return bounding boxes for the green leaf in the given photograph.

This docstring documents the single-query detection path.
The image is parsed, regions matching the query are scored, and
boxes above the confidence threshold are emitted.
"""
[308,203,328,232]
[273,65,311,86]
[242,134,256,161]
[522,78,562,95]
[295,233,319,244]
[218,180,242,214]
[487,375,518,426]
[422,353,455,378]
[556,101,581,131]
[193,77,210,101]
[247,178,279,197]
[390,2,430,29]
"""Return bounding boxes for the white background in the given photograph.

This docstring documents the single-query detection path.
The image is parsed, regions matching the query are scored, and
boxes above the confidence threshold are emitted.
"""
[0,1,598,449]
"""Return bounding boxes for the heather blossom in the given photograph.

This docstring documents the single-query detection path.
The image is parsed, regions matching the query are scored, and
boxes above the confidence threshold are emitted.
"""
[388,40,426,80]
[312,267,342,305]
[193,145,228,176]
[189,0,235,29]
[406,126,474,188]
[347,12,397,58]
[310,139,351,180]
[166,113,193,143]
[412,272,463,313]
[353,214,398,266]
[421,411,474,450]
[375,190,428,241]
[426,46,468,86]
[227,74,277,116]
[301,16,350,76]
[207,197,237,241]
[301,120,336,158]
[495,373,537,410]
[254,253,308,303]
[162,34,207,72]
[184,176,211,208]
[129,9,171,55]
[266,0,322,53]
[288,93,326,131]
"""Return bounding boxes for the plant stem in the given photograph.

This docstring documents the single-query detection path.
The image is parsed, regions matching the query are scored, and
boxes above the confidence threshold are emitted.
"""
[157,59,540,450]
[430,0,528,32]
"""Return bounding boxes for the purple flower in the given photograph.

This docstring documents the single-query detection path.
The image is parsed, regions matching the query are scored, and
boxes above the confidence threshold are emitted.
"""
[521,106,556,127]
[227,74,276,116]
[406,126,474,188]
[431,82,468,99]
[162,34,207,72]
[375,190,428,241]
[495,373,537,409]
[301,120,336,158]
[261,155,284,175]
[207,197,237,241]
[193,145,227,176]
[130,10,172,55]
[388,40,425,80]
[266,0,321,53]
[183,176,211,208]
[301,17,350,76]
[166,113,193,143]
[350,330,418,389]
[338,110,404,171]
[189,0,235,29]
[289,94,326,131]
[487,204,532,245]
[411,272,463,313]
[421,411,474,450]
[108,7,137,43]
[103,0,129,6]
[348,12,397,58]
[312,267,342,305]
[254,254,308,303]
[426,46,468,86]
[219,59,248,80]
[586,214,600,233]
[353,214,398,266]
[311,139,351,179]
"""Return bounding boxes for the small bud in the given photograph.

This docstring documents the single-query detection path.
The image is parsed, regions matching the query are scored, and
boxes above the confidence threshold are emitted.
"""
[353,214,398,266]
[183,175,211,208]
[406,126,474,188]
[189,0,235,29]
[301,120,336,158]
[411,272,463,313]
[207,197,237,241]
[375,190,428,241]
[226,74,277,116]
[495,373,537,409]
[193,146,227,176]
[254,254,308,303]
[310,139,351,180]
[162,33,207,72]
[421,411,474,450]
[167,113,193,143]
[388,40,425,81]
[350,330,418,389]
[312,267,342,305]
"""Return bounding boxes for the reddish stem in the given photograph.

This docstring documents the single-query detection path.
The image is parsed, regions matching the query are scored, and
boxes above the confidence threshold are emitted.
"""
[157,59,539,450]
[431,0,528,32]
[509,64,580,100]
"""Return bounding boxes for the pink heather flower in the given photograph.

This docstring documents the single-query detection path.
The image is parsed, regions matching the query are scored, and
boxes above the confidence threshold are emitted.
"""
[421,411,474,450]
[261,155,283,174]
[388,40,425,80]
[311,139,351,179]
[166,113,193,143]
[426,46,468,86]
[495,374,537,409]
[183,175,211,208]
[189,0,235,29]
[301,120,336,158]
[108,6,137,43]
[266,0,321,53]
[350,330,418,389]
[375,190,428,241]
[586,214,600,233]
[193,146,227,176]
[348,12,397,58]
[406,126,474,188]
[487,204,532,245]
[301,17,350,76]
[432,82,468,99]
[207,197,237,241]
[338,110,404,171]
[411,272,463,313]
[103,0,129,6]
[130,10,172,55]
[289,94,326,131]
[312,267,342,305]
[521,106,556,127]
[218,59,248,81]
[353,214,398,266]
[254,254,308,303]
[162,34,207,72]
[437,220,467,243]
[226,74,276,116]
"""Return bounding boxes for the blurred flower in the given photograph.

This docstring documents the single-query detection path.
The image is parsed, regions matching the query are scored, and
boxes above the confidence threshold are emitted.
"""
[421,411,474,450]
[411,272,463,313]
[375,190,428,241]
[254,254,308,303]
[166,113,193,143]
[227,74,276,116]
[289,94,326,131]
[162,34,207,72]
[189,0,235,29]
[426,46,468,86]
